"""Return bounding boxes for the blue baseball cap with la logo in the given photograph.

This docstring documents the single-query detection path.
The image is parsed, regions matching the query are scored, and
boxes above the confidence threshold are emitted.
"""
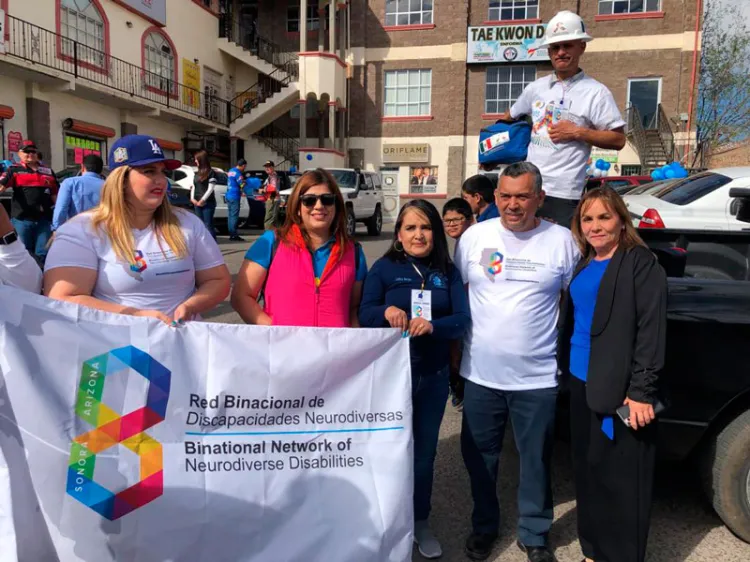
[108,134,182,171]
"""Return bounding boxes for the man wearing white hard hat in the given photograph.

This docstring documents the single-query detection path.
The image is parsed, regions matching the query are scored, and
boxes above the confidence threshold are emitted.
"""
[502,10,626,229]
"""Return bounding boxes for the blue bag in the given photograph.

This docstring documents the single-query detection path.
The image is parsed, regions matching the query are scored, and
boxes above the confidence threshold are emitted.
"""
[478,120,531,166]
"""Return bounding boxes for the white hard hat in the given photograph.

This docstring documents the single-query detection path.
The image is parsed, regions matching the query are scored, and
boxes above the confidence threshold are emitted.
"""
[540,11,593,47]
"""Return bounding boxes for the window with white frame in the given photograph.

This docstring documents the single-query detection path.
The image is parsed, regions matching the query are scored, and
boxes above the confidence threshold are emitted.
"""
[144,32,176,95]
[384,70,432,117]
[598,0,661,15]
[59,0,105,67]
[287,1,321,32]
[385,0,433,27]
[488,0,539,22]
[485,66,536,114]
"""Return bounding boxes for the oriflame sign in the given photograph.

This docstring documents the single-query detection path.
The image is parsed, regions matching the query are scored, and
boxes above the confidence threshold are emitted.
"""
[382,143,430,164]
[467,24,549,64]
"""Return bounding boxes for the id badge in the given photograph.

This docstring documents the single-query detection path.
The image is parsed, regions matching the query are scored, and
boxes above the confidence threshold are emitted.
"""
[552,100,572,124]
[411,289,432,321]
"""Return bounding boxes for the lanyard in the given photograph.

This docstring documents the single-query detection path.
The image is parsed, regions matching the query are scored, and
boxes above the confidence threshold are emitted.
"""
[411,262,425,295]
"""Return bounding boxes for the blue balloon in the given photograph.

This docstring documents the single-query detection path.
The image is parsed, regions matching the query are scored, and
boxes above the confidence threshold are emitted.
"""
[676,168,689,178]
[243,176,262,196]
[603,161,612,171]
[651,169,665,181]
[665,168,677,179]
[289,166,297,173]
[306,154,313,161]
[595,159,605,170]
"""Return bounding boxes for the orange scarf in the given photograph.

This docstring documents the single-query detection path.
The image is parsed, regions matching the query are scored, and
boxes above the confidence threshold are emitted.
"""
[287,224,343,285]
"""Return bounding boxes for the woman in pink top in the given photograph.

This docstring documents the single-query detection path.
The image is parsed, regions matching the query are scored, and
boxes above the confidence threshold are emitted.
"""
[231,168,367,327]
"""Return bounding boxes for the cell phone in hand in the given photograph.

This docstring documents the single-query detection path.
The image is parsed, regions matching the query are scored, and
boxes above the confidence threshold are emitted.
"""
[616,399,667,427]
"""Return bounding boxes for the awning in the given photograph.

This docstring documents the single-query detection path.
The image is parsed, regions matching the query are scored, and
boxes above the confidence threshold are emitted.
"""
[0,105,15,120]
[62,118,117,139]
[154,137,183,151]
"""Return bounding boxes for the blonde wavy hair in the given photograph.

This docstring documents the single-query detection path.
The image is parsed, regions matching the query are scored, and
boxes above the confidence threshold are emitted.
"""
[571,187,646,263]
[90,166,188,266]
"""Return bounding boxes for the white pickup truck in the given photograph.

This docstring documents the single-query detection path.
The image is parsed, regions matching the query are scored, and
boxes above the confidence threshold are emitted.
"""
[279,168,384,237]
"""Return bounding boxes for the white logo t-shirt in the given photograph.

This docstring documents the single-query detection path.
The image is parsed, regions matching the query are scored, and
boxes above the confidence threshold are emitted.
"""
[45,210,225,316]
[455,218,580,391]
[510,72,626,200]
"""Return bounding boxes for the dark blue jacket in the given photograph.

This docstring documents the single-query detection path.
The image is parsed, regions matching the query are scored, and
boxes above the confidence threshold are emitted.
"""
[478,201,500,222]
[359,256,470,376]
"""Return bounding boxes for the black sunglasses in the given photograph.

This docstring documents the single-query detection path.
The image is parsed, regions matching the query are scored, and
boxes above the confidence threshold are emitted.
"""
[300,193,336,208]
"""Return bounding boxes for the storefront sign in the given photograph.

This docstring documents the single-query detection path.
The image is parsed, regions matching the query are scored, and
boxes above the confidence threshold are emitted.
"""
[591,148,619,164]
[182,59,201,109]
[409,166,439,195]
[113,0,167,26]
[382,143,429,164]
[467,24,549,64]
[7,131,23,154]
[65,134,103,167]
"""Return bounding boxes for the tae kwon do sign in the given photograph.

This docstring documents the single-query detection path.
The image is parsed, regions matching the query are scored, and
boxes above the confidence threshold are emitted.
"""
[467,24,549,64]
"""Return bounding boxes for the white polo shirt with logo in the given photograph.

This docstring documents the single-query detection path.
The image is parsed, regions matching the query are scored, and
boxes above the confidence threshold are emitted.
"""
[510,71,626,200]
[455,218,579,391]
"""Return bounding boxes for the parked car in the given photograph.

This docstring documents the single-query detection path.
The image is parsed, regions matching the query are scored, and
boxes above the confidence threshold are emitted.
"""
[625,167,750,231]
[166,178,192,210]
[585,174,653,195]
[279,168,384,237]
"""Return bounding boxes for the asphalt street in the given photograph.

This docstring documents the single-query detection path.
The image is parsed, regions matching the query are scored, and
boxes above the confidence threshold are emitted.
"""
[206,225,750,562]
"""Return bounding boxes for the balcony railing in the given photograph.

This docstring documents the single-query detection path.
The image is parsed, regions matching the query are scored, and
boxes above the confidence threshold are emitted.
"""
[218,14,299,81]
[2,15,230,127]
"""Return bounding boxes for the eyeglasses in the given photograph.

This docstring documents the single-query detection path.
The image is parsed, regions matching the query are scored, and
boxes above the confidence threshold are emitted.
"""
[443,217,467,226]
[300,193,337,208]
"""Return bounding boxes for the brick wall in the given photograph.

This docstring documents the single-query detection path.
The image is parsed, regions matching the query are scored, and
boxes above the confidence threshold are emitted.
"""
[709,143,750,168]
[363,0,468,49]
[581,0,699,37]
[350,58,467,138]
[470,0,565,26]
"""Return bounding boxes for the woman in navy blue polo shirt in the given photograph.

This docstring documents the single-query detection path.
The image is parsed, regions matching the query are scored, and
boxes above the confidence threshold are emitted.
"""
[359,199,470,560]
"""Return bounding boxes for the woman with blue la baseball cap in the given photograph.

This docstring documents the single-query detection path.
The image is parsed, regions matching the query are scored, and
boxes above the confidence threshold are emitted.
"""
[44,135,230,325]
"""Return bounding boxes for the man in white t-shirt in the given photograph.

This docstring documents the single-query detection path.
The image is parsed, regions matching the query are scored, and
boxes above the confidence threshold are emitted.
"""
[455,162,579,562]
[501,11,626,229]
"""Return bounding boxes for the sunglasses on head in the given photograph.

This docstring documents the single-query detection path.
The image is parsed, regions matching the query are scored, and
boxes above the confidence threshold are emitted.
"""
[300,193,336,208]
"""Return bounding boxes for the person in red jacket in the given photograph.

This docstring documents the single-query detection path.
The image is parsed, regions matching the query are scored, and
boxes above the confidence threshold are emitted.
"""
[0,140,58,263]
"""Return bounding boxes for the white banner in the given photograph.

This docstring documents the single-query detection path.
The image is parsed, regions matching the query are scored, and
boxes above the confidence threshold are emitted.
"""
[0,287,413,562]
[467,24,549,64]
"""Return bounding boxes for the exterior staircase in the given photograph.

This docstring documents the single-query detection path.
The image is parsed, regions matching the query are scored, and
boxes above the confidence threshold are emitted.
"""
[219,14,300,139]
[229,67,299,138]
[626,104,675,171]
[218,15,299,84]
[251,123,300,170]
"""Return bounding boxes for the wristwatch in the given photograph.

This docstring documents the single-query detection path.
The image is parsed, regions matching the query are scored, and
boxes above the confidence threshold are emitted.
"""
[0,230,18,245]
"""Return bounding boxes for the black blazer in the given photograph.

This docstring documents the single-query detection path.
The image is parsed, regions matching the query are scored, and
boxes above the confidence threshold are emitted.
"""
[558,245,668,414]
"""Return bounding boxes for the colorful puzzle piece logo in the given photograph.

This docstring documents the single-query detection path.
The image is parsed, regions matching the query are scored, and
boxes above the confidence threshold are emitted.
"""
[66,346,171,520]
[487,251,504,276]
[130,250,147,274]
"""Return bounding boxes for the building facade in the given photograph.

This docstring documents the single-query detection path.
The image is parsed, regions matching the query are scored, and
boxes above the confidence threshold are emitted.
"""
[0,1,701,215]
